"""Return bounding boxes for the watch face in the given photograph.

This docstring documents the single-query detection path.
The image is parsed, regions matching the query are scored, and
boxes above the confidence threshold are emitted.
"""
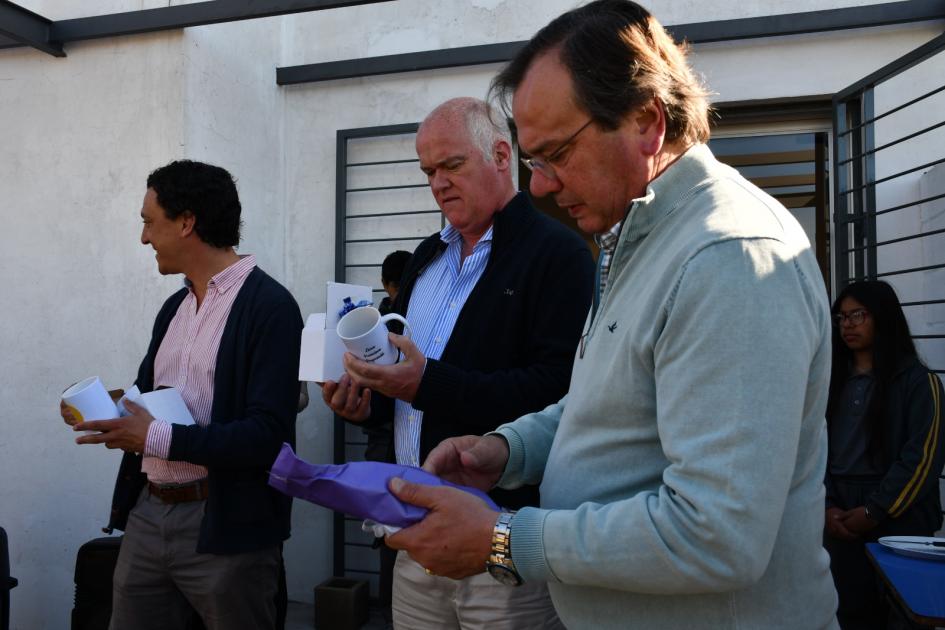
[487,562,523,586]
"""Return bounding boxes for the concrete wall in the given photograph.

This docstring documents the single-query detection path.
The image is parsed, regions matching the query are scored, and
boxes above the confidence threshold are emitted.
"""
[0,31,188,630]
[1,1,943,628]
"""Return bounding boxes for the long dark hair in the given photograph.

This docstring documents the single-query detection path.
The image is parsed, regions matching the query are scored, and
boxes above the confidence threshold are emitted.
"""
[827,280,919,457]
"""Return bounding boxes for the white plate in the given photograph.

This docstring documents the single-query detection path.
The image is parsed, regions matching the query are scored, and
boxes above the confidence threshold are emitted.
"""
[878,536,945,562]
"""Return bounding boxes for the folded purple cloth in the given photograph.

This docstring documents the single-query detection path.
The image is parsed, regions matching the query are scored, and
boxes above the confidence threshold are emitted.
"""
[268,443,498,528]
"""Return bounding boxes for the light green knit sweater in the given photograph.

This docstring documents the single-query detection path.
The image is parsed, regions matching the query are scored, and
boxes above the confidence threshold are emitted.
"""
[495,144,838,630]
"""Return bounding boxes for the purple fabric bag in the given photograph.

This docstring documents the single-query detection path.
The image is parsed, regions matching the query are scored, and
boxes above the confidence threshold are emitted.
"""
[267,443,498,528]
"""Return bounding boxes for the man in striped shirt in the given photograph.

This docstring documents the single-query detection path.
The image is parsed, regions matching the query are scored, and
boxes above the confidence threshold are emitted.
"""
[323,98,593,629]
[68,160,303,630]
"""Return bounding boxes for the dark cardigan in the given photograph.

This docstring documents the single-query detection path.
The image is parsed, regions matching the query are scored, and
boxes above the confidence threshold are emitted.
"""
[826,357,945,534]
[363,192,594,509]
[106,266,303,554]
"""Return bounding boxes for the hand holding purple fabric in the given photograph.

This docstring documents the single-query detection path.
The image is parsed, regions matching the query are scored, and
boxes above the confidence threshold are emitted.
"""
[267,443,499,528]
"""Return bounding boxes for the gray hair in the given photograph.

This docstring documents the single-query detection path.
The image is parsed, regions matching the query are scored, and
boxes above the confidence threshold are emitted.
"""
[424,97,511,161]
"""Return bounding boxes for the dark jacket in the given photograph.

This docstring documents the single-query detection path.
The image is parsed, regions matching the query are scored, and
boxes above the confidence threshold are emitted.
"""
[106,267,303,554]
[827,357,945,533]
[362,192,594,509]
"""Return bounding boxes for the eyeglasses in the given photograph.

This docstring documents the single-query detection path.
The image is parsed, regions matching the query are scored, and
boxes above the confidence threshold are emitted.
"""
[834,308,869,327]
[520,119,594,182]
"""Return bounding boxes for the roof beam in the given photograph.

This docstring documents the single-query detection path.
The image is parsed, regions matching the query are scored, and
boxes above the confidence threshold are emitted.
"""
[277,0,945,84]
[278,42,523,85]
[668,0,945,43]
[0,1,64,57]
[50,0,393,42]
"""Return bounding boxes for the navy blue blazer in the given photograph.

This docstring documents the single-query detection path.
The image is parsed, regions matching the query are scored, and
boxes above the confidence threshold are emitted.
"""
[361,192,594,510]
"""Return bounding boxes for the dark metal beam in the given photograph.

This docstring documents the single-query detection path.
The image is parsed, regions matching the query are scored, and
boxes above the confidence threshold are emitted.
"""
[277,0,945,85]
[278,42,523,85]
[50,0,393,42]
[0,1,64,57]
[668,0,945,44]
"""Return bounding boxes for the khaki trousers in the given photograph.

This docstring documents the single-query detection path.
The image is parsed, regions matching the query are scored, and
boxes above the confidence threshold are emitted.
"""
[108,488,280,630]
[391,551,564,630]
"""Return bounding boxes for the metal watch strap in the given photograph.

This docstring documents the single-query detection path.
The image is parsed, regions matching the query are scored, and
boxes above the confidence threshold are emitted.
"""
[492,511,515,559]
[487,511,523,586]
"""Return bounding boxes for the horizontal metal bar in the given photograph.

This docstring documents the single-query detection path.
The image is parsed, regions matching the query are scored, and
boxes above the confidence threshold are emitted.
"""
[346,183,427,193]
[278,41,523,84]
[835,29,945,102]
[837,156,945,196]
[912,334,945,339]
[670,0,945,45]
[836,191,945,223]
[347,158,419,167]
[0,1,64,57]
[346,209,440,219]
[876,191,945,217]
[277,0,945,84]
[342,568,381,575]
[345,237,426,244]
[343,542,374,548]
[344,264,382,268]
[838,119,945,166]
[50,0,393,42]
[876,263,945,278]
[338,123,420,140]
[901,300,945,307]
[838,83,945,138]
[839,227,945,254]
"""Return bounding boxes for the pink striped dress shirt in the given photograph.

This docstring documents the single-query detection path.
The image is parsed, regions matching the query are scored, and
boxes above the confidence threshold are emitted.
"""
[142,254,256,484]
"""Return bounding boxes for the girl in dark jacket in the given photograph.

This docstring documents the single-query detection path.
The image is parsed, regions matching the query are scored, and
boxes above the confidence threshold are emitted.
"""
[824,280,944,629]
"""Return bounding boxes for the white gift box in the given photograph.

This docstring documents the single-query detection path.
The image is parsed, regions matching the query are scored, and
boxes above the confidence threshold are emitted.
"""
[299,282,373,383]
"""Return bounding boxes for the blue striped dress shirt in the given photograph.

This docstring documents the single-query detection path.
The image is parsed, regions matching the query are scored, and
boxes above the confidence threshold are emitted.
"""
[394,222,494,466]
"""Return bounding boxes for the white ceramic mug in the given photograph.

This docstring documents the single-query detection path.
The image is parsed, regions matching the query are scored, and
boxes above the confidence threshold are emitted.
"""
[61,376,119,422]
[336,307,412,365]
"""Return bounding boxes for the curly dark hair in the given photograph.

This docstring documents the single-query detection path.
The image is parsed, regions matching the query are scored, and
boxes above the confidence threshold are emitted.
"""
[490,0,710,144]
[146,160,242,248]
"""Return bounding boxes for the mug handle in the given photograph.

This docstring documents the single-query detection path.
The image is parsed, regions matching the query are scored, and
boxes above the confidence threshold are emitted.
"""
[379,313,412,362]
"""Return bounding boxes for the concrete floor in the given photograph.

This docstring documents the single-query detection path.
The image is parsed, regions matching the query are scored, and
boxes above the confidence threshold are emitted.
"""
[285,600,390,630]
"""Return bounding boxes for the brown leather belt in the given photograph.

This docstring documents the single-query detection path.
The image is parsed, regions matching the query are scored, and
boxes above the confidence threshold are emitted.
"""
[148,479,209,504]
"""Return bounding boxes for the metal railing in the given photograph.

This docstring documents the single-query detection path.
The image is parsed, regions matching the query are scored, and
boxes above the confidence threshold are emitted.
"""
[832,32,945,376]
[332,122,440,591]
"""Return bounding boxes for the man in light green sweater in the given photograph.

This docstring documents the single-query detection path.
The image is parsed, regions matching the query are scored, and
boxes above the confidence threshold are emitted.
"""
[384,2,839,628]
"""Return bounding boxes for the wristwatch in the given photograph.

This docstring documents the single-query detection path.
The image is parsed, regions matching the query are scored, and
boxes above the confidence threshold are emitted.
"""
[486,511,523,586]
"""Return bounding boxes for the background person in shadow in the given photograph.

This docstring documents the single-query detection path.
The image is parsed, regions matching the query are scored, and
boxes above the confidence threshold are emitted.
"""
[824,280,945,630]
[378,250,411,317]
[367,249,411,627]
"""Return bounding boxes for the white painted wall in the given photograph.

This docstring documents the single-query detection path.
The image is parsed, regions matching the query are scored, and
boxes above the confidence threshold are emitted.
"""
[1,1,943,628]
[0,32,188,630]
